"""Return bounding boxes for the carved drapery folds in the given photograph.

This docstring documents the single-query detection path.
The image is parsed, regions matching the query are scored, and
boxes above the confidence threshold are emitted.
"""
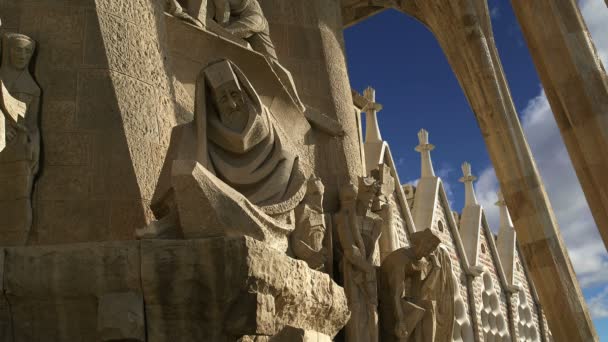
[141,59,307,251]
[379,229,455,342]
[0,32,40,246]
[335,177,383,342]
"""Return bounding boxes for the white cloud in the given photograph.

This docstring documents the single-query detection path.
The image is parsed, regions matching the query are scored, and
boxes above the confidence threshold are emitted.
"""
[475,0,608,319]
[589,287,608,319]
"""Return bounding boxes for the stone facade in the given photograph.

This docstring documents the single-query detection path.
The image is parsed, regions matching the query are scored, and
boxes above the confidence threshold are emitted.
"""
[0,0,600,341]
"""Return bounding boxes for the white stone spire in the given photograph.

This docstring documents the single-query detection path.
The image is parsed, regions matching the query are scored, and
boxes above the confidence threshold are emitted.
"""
[415,129,436,178]
[459,162,478,206]
[363,87,383,143]
[496,190,517,287]
[495,191,514,229]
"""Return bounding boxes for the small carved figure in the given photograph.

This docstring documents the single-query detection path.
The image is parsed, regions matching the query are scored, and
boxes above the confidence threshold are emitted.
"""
[292,177,327,271]
[214,0,278,61]
[371,164,399,261]
[379,229,455,342]
[0,32,40,244]
[335,178,383,342]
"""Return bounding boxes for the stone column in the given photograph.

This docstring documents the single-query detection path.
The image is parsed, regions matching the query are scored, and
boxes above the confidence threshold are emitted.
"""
[510,0,608,253]
[399,1,598,341]
[260,0,364,211]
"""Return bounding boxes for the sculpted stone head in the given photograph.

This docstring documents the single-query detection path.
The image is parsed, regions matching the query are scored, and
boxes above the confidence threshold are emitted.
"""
[5,34,35,70]
[205,61,252,131]
[410,229,441,259]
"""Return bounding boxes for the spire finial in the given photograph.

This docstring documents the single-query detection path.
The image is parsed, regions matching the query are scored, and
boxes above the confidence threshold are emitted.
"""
[495,190,514,229]
[459,162,478,206]
[415,129,436,177]
[363,87,383,143]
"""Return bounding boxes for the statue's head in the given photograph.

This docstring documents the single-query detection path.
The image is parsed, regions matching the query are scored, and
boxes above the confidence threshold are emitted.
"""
[204,60,255,131]
[356,176,379,212]
[410,229,441,259]
[5,33,35,71]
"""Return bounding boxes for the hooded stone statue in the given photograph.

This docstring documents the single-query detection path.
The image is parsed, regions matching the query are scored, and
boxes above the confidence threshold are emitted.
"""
[147,59,306,238]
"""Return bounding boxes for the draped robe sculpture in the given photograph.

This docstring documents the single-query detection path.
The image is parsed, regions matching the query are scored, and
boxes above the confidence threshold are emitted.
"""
[143,59,306,246]
[379,229,455,342]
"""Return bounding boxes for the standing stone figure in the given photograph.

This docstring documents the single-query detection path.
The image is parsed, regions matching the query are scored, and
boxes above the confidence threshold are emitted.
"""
[292,177,328,271]
[0,33,40,245]
[335,178,383,342]
[379,229,455,342]
[371,164,399,261]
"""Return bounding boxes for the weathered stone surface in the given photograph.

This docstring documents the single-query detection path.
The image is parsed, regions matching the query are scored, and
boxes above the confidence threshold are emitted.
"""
[4,242,141,342]
[97,291,145,342]
[141,237,349,341]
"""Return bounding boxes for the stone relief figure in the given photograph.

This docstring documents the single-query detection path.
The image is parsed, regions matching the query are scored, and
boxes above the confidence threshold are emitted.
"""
[371,164,400,261]
[213,0,277,61]
[0,32,40,244]
[141,59,306,245]
[379,229,455,342]
[335,178,383,342]
[291,177,328,271]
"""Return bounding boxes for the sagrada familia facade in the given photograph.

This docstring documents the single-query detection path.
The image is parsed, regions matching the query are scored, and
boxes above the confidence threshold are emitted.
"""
[0,0,606,341]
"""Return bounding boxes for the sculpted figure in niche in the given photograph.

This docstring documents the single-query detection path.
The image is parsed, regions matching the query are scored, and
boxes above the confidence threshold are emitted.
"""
[379,229,455,342]
[0,33,40,244]
[143,59,305,239]
[335,178,383,342]
[292,177,328,271]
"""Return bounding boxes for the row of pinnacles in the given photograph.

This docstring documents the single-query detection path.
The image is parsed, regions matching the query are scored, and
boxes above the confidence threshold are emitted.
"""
[357,88,553,342]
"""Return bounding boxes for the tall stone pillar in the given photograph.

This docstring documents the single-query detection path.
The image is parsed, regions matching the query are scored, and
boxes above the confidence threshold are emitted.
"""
[510,0,608,252]
[399,1,598,341]
[260,0,364,210]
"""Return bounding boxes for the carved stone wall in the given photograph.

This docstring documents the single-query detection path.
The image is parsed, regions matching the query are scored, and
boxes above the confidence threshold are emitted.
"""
[473,228,511,341]
[0,0,191,244]
[511,248,542,341]
[388,188,410,248]
[259,0,364,210]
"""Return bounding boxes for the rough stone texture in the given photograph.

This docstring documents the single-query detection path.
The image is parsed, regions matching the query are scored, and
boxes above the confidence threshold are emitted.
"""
[97,291,145,342]
[260,0,364,211]
[141,237,349,341]
[0,238,347,342]
[0,0,183,244]
[4,242,141,342]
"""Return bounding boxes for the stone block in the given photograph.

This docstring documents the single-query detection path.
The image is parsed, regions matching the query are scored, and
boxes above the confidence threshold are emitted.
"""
[41,100,76,132]
[35,199,110,244]
[44,132,89,166]
[4,242,141,341]
[97,291,145,342]
[141,237,349,341]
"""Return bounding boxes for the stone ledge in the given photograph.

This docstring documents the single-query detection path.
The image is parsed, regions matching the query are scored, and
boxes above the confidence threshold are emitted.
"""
[0,237,349,341]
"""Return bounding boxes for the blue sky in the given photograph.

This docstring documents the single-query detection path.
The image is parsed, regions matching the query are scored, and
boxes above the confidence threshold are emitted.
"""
[344,0,608,339]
